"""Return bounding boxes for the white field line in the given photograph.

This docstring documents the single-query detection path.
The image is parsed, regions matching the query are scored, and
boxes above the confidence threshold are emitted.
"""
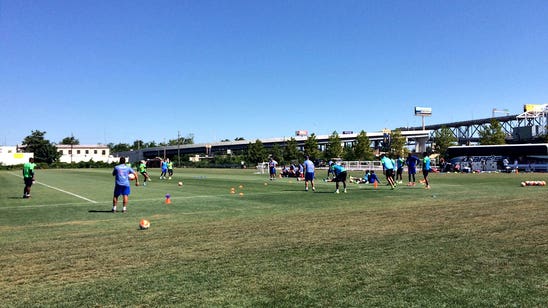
[9,172,98,204]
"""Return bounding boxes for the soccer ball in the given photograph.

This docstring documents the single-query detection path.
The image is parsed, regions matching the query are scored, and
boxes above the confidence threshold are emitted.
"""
[520,182,526,187]
[128,173,135,181]
[139,219,150,230]
[178,181,183,186]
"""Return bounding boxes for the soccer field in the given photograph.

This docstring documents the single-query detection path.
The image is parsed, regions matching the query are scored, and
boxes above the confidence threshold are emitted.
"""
[1,168,547,307]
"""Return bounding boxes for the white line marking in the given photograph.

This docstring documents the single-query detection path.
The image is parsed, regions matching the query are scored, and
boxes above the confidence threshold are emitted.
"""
[9,172,98,203]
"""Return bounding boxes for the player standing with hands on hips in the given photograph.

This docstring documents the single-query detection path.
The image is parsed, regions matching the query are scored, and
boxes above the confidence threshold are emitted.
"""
[112,157,138,213]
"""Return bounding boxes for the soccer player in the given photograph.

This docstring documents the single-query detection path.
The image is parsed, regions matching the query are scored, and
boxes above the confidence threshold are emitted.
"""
[160,159,168,179]
[268,157,278,180]
[406,153,420,186]
[167,158,174,179]
[22,157,36,198]
[368,170,380,185]
[331,162,347,193]
[303,156,316,192]
[380,154,396,189]
[395,155,405,184]
[139,160,151,186]
[112,157,138,213]
[422,152,432,189]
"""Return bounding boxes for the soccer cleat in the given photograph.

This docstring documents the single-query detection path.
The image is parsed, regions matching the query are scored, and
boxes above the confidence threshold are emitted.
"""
[305,187,308,191]
[344,189,347,193]
[312,187,316,192]
[335,189,339,194]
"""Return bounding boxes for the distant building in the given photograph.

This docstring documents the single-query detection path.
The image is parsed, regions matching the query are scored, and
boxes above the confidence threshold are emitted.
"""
[0,146,34,166]
[56,144,114,163]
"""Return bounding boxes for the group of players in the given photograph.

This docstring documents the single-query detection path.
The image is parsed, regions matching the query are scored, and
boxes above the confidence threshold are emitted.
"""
[21,152,432,213]
[267,152,432,194]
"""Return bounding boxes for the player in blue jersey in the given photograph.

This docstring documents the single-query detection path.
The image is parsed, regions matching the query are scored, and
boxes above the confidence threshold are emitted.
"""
[368,170,380,185]
[303,156,316,192]
[268,157,278,180]
[112,157,138,213]
[422,152,432,189]
[406,153,420,186]
[331,162,348,193]
[380,154,396,189]
[160,159,168,179]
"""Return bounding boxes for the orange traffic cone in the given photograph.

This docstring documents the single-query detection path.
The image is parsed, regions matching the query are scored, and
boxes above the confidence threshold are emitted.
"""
[374,181,378,189]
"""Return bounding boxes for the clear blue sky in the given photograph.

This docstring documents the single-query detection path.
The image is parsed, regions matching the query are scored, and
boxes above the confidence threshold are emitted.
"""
[1,0,547,146]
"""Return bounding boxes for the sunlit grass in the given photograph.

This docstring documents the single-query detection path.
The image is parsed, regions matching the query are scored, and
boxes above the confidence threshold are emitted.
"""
[1,168,547,306]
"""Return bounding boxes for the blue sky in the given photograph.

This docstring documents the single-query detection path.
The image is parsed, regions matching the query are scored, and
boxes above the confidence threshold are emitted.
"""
[1,0,547,146]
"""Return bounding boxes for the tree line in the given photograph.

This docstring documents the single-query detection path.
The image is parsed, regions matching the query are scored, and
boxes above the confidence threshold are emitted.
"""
[17,120,520,166]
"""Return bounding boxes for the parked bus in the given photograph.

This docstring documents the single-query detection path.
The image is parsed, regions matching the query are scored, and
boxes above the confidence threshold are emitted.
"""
[446,143,548,172]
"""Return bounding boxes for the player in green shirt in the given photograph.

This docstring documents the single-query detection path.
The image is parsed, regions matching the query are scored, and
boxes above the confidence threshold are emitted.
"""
[139,160,151,185]
[167,159,174,180]
[22,157,36,198]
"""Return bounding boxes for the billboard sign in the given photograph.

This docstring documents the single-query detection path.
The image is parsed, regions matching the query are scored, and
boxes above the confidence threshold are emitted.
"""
[414,106,432,116]
[523,104,547,112]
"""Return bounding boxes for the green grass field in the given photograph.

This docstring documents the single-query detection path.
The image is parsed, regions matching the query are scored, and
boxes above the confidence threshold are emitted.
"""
[1,168,547,307]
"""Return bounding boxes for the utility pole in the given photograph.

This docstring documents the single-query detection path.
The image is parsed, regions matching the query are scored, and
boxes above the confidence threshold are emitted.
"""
[177,131,181,167]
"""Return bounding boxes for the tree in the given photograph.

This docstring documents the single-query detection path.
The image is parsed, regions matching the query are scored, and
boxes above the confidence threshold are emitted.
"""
[353,130,374,161]
[343,144,355,160]
[479,119,507,145]
[109,143,131,153]
[132,140,145,150]
[325,131,343,159]
[269,144,283,163]
[22,130,60,164]
[60,136,79,145]
[283,137,300,162]
[433,126,457,158]
[389,129,406,157]
[168,133,194,146]
[234,137,245,141]
[303,133,320,160]
[246,139,267,164]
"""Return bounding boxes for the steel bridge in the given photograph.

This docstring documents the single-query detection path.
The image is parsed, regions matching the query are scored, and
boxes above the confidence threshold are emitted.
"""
[401,107,547,144]
[117,105,547,162]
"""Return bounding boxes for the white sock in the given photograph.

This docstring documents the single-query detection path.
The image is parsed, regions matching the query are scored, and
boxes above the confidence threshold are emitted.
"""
[112,206,116,211]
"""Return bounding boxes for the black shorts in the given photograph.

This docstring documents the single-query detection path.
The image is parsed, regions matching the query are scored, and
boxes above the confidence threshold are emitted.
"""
[385,169,394,178]
[24,177,33,187]
[335,171,347,182]
[423,169,429,177]
[397,167,403,175]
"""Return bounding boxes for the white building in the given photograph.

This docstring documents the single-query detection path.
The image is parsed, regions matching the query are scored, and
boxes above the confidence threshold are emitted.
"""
[56,144,114,163]
[0,146,34,166]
